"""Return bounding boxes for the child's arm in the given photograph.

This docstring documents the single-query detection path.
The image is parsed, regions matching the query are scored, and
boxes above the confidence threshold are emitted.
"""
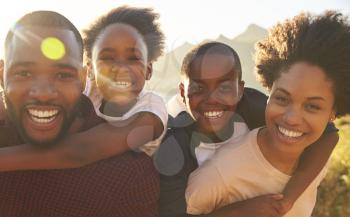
[280,129,338,210]
[0,111,164,171]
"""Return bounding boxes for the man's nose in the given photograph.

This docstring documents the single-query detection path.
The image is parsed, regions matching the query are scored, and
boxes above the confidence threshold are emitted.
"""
[29,80,58,102]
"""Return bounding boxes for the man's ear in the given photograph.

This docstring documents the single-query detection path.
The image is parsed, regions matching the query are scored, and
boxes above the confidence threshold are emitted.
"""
[179,82,186,104]
[0,60,4,89]
[146,63,153,80]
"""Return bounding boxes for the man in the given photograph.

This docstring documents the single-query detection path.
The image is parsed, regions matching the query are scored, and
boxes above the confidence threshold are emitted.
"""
[0,10,159,217]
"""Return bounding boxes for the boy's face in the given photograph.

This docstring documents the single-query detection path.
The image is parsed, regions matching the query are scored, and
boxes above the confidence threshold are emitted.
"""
[0,26,85,146]
[265,62,335,155]
[180,53,244,138]
[91,23,151,106]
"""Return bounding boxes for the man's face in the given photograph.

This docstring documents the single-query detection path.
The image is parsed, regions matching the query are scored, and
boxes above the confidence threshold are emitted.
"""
[0,26,85,146]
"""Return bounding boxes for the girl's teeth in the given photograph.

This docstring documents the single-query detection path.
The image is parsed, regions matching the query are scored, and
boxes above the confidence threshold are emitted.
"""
[278,126,303,138]
[111,81,132,88]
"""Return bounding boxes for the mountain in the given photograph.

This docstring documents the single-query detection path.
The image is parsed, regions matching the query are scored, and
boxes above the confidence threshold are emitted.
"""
[147,24,268,101]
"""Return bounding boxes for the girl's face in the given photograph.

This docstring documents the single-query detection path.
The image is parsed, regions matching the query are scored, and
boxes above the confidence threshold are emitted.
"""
[91,23,151,106]
[181,53,244,140]
[265,62,336,155]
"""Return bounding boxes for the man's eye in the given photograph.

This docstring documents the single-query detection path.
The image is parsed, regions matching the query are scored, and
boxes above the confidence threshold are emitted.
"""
[15,70,31,77]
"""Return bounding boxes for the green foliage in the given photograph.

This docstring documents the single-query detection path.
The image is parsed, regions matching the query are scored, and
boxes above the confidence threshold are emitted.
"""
[313,117,350,217]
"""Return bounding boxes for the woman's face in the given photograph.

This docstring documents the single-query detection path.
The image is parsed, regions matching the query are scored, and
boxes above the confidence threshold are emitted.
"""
[265,62,336,155]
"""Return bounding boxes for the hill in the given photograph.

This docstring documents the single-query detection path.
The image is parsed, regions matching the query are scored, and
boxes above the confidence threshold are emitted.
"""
[147,24,268,101]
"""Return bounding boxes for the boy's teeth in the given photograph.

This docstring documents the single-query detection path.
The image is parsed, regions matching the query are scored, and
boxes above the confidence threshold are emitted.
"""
[278,126,303,138]
[204,111,224,119]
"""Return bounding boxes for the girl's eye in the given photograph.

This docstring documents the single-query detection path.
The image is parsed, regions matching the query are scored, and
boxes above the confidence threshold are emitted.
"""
[57,72,74,79]
[189,83,204,94]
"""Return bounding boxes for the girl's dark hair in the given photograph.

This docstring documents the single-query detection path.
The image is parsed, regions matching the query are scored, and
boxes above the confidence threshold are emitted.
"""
[83,5,165,63]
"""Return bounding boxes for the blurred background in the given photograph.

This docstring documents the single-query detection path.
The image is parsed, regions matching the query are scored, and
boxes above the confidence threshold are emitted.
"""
[0,1,349,216]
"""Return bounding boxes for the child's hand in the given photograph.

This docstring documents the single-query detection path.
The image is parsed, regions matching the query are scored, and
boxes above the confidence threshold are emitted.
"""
[235,194,285,217]
[277,198,294,216]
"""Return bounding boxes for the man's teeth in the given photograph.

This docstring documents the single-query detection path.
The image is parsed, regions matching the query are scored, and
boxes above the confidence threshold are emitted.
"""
[111,81,132,88]
[278,126,303,138]
[28,109,59,123]
[204,111,224,119]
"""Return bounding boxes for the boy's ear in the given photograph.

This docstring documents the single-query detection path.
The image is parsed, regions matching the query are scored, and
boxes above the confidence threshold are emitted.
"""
[179,82,186,104]
[146,63,153,80]
[0,60,4,89]
[238,80,245,100]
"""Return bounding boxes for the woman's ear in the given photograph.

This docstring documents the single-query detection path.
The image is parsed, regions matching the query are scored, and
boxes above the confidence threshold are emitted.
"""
[329,112,336,122]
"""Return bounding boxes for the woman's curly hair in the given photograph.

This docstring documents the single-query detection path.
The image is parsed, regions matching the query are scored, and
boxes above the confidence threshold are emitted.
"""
[255,11,350,117]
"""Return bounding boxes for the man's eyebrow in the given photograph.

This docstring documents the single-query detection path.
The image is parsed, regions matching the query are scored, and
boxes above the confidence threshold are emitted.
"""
[53,63,79,71]
[9,61,35,68]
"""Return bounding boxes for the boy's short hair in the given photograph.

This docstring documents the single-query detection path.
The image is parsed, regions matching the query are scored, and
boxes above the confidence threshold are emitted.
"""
[5,10,83,57]
[255,10,350,117]
[83,5,165,63]
[180,42,242,80]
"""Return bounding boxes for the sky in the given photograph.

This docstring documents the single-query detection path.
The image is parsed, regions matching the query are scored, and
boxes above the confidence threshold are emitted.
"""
[0,0,349,56]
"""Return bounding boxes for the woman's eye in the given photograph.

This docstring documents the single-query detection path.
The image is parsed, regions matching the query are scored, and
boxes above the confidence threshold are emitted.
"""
[274,95,289,105]
[305,103,321,112]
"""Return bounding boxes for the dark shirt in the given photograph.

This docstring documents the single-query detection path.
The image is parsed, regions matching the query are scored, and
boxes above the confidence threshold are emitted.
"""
[0,95,159,217]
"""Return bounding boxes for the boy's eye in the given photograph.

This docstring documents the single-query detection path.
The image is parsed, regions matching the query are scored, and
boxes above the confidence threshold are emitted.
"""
[99,56,114,61]
[218,82,235,92]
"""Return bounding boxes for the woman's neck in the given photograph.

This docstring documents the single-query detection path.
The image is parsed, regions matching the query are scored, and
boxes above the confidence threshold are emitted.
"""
[257,128,301,175]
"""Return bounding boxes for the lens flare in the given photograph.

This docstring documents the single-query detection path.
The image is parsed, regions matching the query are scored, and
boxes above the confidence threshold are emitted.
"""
[41,37,65,60]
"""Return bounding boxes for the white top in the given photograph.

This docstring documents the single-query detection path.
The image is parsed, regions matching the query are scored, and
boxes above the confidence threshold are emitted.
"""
[166,93,187,117]
[195,120,249,166]
[186,128,328,217]
[84,82,168,156]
